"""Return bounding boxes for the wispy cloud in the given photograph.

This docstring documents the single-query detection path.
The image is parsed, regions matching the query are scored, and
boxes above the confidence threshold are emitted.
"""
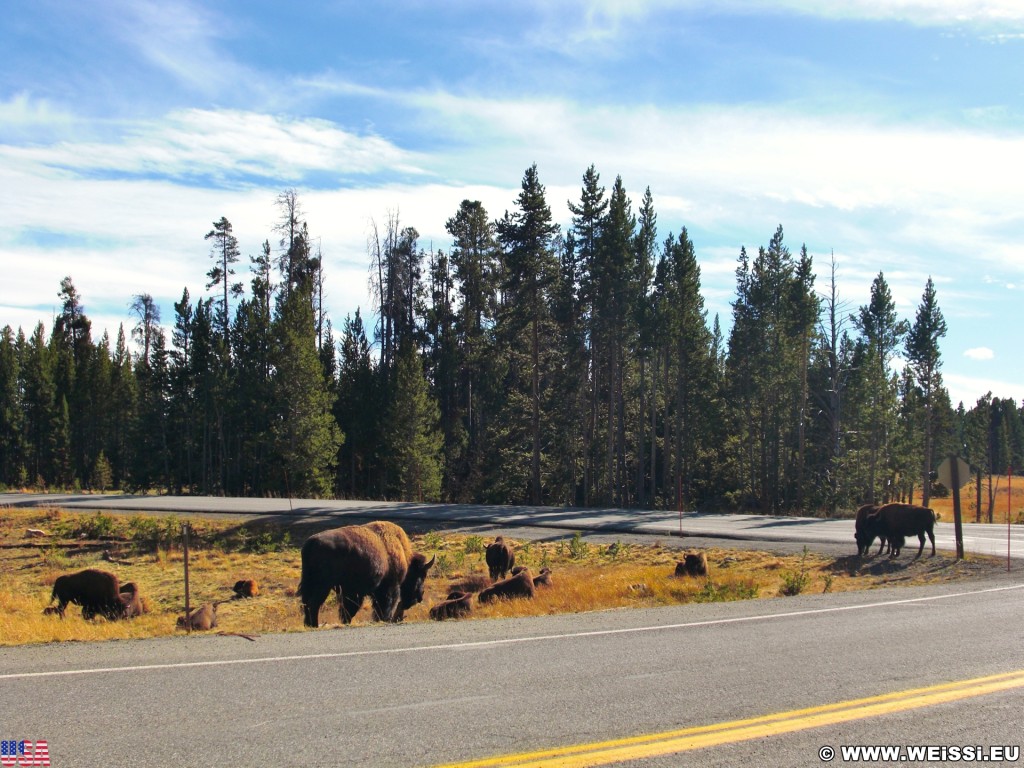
[2,109,425,186]
[964,347,996,360]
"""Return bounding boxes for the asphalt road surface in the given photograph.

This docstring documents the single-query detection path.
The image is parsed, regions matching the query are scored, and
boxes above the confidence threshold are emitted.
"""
[2,577,1023,767]
[3,491,1023,559]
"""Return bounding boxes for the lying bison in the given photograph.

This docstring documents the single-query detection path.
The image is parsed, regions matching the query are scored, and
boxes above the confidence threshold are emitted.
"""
[674,552,708,577]
[232,579,259,598]
[429,591,473,621]
[178,602,218,631]
[485,537,515,580]
[478,568,536,603]
[863,503,937,559]
[49,568,122,619]
[297,520,434,627]
[118,581,146,618]
[513,565,552,588]
[854,503,890,556]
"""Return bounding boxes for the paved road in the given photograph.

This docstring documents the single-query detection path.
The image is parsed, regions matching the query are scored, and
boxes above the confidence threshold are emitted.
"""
[3,492,1023,559]
[2,576,1023,767]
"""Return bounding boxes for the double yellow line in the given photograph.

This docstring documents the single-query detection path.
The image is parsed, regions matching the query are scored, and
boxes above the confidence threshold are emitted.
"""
[434,669,1024,768]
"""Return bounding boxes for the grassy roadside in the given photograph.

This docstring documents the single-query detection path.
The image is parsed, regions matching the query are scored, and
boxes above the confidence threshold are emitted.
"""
[0,506,1006,646]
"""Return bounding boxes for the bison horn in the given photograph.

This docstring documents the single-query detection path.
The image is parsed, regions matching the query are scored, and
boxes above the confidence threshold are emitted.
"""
[425,555,436,570]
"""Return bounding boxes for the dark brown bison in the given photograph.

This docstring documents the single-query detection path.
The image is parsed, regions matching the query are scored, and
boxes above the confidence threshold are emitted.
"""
[118,582,146,618]
[674,552,708,577]
[297,520,434,627]
[49,568,122,619]
[485,536,515,580]
[854,504,890,556]
[232,579,259,598]
[178,602,218,631]
[429,591,473,621]
[863,503,937,558]
[478,568,536,603]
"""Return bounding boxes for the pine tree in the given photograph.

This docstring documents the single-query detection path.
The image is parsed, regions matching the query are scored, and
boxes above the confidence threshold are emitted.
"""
[383,343,443,501]
[204,216,243,339]
[271,285,342,498]
[0,326,24,486]
[905,276,948,506]
[495,164,560,504]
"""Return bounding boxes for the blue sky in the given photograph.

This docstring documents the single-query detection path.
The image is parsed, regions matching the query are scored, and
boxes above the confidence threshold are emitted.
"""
[2,0,1023,407]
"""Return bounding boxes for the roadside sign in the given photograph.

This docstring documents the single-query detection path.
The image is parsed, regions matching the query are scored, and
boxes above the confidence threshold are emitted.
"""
[937,456,970,490]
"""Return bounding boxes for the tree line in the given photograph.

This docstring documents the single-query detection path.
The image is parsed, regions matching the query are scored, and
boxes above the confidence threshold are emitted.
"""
[1,166,1022,515]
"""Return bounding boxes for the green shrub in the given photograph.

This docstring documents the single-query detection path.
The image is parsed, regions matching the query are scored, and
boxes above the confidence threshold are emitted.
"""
[779,546,811,596]
[463,535,484,554]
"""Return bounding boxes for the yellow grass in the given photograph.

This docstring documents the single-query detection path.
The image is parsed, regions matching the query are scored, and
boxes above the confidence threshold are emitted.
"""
[0,506,1007,645]
[930,473,1024,524]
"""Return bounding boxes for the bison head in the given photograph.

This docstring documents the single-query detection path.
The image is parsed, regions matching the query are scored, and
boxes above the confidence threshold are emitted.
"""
[395,553,435,621]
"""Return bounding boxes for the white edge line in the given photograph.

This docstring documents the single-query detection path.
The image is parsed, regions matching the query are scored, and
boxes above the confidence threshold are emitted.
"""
[3,583,1022,682]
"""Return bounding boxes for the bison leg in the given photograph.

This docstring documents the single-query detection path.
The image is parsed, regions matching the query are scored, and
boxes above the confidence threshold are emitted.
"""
[914,531,929,559]
[301,584,332,628]
[928,529,936,556]
[371,584,401,622]
[338,590,365,624]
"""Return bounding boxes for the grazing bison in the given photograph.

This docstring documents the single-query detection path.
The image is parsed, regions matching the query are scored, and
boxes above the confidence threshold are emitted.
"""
[178,602,218,631]
[118,582,146,618]
[674,552,708,577]
[863,503,937,559]
[854,504,890,556]
[478,568,536,604]
[485,537,515,580]
[297,521,434,627]
[49,568,122,620]
[232,579,259,598]
[429,591,473,621]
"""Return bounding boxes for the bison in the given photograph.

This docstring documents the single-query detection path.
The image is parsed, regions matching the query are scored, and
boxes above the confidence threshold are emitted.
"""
[118,581,146,618]
[232,579,259,598]
[674,552,708,577]
[863,503,937,559]
[485,536,515,580]
[478,568,536,604]
[513,565,552,588]
[178,602,218,631]
[297,520,434,627]
[49,568,122,620]
[429,591,473,621]
[853,503,890,556]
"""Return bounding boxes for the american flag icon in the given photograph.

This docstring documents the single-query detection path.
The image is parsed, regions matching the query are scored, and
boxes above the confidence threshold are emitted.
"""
[0,740,49,767]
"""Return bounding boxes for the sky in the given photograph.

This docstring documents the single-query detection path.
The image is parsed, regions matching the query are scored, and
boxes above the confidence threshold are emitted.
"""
[2,0,1023,409]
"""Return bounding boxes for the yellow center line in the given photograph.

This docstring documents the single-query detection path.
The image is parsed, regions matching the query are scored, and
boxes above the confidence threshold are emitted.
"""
[433,669,1024,768]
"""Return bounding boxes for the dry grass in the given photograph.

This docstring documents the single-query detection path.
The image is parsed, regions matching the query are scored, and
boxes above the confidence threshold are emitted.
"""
[930,475,1024,525]
[0,506,1007,645]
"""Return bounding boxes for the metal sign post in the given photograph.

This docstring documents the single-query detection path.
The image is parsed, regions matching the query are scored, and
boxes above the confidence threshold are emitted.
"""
[182,523,192,634]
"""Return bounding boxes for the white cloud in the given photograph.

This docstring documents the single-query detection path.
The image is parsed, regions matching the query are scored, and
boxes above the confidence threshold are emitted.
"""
[964,347,996,360]
[2,109,424,184]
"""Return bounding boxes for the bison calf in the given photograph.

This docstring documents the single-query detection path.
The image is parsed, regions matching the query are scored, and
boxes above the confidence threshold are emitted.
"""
[118,582,146,619]
[232,579,259,598]
[485,536,515,580]
[177,602,218,631]
[478,568,536,603]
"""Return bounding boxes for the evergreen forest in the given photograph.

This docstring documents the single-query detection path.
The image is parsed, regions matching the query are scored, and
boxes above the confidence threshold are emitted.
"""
[1,166,1021,516]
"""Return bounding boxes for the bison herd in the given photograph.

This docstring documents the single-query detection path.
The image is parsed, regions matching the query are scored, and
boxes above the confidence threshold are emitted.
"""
[42,503,940,631]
